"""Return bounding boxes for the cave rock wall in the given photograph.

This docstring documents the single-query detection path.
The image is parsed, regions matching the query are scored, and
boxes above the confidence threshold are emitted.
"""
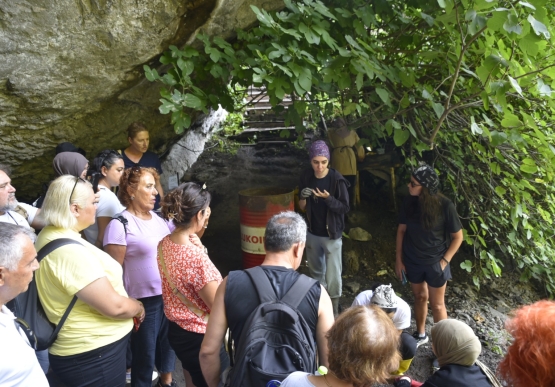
[0,0,283,199]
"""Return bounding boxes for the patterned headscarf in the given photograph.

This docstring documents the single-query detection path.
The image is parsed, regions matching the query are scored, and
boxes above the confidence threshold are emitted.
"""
[371,284,398,309]
[309,140,330,161]
[432,319,481,367]
[412,164,439,195]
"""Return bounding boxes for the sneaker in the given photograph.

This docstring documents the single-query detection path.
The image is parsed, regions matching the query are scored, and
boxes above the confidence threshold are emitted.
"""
[126,370,157,384]
[155,379,177,387]
[412,331,429,347]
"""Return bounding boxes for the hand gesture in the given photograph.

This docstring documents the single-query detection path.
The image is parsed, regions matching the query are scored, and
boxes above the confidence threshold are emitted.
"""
[313,188,330,199]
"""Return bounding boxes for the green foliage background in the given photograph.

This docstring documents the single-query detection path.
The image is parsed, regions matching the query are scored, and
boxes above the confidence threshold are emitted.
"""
[145,0,555,295]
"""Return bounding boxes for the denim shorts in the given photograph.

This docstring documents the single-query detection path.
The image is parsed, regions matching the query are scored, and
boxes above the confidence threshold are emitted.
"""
[403,258,451,288]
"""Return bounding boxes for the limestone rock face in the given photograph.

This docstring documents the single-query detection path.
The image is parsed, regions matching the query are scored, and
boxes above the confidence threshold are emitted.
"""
[0,0,283,199]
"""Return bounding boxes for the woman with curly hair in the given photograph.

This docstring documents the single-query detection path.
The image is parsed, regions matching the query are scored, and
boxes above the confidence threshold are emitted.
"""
[103,167,176,387]
[498,300,555,387]
[281,305,400,387]
[158,182,227,387]
[395,164,463,347]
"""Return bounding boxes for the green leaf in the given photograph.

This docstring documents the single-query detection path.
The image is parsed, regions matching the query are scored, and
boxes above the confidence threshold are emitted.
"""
[432,103,445,119]
[144,65,160,82]
[527,14,551,39]
[394,129,410,146]
[375,88,391,105]
[298,68,312,93]
[508,76,523,96]
[421,12,435,26]
[183,93,203,109]
[460,260,473,272]
[159,98,176,114]
[520,163,538,174]
[501,113,522,128]
[495,186,506,196]
[503,14,522,34]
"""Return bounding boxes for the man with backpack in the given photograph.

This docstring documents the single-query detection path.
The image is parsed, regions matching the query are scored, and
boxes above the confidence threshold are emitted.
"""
[0,223,48,386]
[200,211,335,387]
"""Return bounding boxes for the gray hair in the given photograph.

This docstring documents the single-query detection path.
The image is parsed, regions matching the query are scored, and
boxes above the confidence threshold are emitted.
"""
[0,164,11,175]
[264,211,307,253]
[0,223,35,271]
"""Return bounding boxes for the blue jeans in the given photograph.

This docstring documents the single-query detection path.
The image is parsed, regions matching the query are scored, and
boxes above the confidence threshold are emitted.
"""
[49,332,129,387]
[131,295,176,387]
[306,232,343,298]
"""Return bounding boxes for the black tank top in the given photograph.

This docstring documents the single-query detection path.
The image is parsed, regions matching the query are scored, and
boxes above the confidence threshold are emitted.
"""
[225,266,321,343]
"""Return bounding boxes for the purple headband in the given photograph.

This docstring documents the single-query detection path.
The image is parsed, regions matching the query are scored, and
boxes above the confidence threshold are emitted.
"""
[309,140,330,160]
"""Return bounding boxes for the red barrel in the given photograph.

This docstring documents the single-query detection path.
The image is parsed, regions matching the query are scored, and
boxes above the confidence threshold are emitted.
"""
[239,187,294,268]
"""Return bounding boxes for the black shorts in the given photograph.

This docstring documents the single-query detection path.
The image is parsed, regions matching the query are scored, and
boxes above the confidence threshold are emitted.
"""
[403,258,451,288]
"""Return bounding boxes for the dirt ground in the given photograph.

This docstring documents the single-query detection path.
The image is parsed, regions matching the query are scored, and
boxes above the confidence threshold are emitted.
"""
[48,142,542,386]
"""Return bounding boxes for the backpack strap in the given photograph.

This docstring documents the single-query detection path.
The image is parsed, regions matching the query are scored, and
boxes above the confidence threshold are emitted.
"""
[245,266,278,303]
[281,275,317,309]
[37,238,83,344]
[111,212,128,236]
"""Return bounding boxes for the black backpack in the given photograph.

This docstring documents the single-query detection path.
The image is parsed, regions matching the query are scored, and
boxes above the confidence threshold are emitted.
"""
[7,238,81,351]
[226,266,318,387]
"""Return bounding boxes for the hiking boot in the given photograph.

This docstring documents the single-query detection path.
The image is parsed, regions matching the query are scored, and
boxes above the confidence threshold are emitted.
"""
[412,331,429,347]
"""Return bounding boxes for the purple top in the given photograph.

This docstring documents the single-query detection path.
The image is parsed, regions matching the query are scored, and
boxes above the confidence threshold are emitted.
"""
[103,210,174,299]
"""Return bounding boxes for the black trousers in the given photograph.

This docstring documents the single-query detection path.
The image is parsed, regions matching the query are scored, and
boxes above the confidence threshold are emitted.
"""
[49,332,130,387]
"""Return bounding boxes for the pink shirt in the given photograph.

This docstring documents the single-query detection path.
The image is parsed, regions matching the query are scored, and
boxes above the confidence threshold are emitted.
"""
[158,235,222,334]
[103,210,172,299]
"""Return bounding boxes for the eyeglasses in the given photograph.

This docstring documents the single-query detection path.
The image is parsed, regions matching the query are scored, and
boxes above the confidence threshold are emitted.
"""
[131,165,142,174]
[409,181,421,188]
[69,177,86,205]
[14,318,37,350]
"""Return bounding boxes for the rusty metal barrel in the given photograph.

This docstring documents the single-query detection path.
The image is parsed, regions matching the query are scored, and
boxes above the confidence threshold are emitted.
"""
[239,187,294,268]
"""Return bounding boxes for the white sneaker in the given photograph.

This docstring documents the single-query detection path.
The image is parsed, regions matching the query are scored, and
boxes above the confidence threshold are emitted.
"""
[125,370,158,384]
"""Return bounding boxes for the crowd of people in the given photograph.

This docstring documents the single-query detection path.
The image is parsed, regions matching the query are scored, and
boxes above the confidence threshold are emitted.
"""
[1,119,555,387]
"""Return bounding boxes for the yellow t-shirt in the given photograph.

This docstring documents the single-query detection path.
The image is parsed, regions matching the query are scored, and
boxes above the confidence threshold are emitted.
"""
[35,226,132,356]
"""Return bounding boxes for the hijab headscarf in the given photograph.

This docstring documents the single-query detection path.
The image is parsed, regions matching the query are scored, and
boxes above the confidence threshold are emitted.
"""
[309,140,330,161]
[432,319,481,367]
[53,152,88,177]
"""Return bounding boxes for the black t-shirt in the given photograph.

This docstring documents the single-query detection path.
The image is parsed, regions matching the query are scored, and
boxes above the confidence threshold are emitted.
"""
[307,173,331,237]
[398,195,462,265]
[224,266,321,344]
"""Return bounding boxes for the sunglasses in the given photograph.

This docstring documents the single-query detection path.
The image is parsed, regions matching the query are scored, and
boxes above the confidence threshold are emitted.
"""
[69,177,87,204]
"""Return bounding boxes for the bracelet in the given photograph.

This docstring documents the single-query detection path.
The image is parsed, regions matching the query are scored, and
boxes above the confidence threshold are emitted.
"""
[442,257,450,264]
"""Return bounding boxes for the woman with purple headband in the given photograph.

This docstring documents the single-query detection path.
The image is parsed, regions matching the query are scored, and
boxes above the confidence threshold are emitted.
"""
[299,140,350,317]
[395,164,464,352]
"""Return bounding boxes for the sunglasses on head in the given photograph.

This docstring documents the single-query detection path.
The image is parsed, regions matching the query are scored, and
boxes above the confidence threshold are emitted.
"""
[69,177,87,205]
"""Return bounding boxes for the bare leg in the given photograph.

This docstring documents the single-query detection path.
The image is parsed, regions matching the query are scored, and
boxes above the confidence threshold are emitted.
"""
[183,369,195,387]
[428,283,448,323]
[410,282,429,334]
[160,372,173,385]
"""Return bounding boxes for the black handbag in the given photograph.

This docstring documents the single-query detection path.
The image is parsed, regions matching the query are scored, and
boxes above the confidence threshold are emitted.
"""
[7,238,82,351]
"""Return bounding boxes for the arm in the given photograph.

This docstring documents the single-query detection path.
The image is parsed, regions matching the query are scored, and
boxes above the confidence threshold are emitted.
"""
[440,230,464,270]
[104,244,126,266]
[198,280,220,310]
[94,217,112,249]
[76,276,144,320]
[200,278,229,387]
[395,224,407,280]
[316,285,334,367]
[322,180,350,214]
[299,198,307,211]
[29,208,45,229]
